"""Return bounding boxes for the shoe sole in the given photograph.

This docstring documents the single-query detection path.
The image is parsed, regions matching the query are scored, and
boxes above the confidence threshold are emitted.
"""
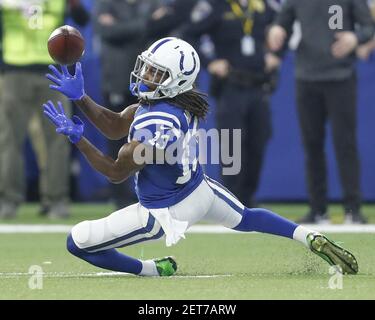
[309,235,358,275]
[168,256,178,273]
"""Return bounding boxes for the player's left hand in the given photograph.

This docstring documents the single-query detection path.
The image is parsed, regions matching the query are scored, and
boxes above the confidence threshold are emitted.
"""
[43,101,84,144]
[46,62,85,100]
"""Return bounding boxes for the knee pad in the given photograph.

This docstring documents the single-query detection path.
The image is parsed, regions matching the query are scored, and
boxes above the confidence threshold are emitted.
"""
[71,219,109,250]
[66,233,83,256]
[70,204,155,251]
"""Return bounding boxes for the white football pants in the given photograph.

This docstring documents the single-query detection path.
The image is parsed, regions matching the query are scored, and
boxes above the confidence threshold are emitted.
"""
[71,176,245,252]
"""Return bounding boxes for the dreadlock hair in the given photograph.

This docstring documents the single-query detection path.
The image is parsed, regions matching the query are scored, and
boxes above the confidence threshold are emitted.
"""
[166,89,209,120]
[139,87,209,120]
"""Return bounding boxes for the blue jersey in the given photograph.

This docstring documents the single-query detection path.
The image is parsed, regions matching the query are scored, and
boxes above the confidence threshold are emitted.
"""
[128,101,204,209]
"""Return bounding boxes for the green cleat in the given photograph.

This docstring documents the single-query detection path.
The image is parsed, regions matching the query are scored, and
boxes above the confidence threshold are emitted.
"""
[153,256,178,277]
[307,233,358,275]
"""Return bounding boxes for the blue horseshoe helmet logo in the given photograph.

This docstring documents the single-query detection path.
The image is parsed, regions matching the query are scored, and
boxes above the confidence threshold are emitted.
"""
[179,51,197,76]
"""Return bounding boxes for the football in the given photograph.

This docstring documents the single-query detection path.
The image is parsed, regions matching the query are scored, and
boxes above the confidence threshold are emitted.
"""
[47,25,85,65]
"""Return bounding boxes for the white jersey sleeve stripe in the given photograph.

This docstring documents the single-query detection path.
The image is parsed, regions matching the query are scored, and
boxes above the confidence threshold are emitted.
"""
[134,119,173,130]
[133,119,181,138]
[133,112,181,128]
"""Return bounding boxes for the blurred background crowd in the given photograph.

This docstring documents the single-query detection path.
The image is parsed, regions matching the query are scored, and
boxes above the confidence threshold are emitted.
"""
[0,0,375,224]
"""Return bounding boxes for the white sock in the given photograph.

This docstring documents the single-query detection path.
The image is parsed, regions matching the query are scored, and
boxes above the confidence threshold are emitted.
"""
[139,260,159,276]
[293,226,316,248]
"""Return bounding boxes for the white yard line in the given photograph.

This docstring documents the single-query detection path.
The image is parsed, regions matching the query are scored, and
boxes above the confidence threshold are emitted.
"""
[0,225,72,233]
[0,224,375,234]
[0,271,232,279]
[189,224,375,234]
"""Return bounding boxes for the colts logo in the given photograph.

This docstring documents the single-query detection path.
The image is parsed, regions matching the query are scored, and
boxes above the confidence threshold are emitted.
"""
[179,51,197,76]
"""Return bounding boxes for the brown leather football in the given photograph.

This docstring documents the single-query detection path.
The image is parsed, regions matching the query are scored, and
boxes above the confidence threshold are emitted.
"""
[48,25,85,65]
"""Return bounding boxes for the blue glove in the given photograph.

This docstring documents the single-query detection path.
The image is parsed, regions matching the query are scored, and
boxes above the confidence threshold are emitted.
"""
[46,63,85,100]
[43,101,84,144]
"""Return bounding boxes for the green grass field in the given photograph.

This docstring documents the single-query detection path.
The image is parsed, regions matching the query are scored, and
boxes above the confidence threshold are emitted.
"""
[0,204,374,300]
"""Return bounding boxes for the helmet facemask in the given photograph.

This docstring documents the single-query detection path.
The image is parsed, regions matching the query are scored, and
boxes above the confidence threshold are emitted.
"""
[130,55,171,100]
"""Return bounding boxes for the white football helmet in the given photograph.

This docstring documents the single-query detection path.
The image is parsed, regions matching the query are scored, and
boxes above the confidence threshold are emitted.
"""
[130,37,201,100]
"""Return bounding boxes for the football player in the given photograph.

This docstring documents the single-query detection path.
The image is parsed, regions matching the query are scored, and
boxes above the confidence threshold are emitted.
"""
[44,38,358,276]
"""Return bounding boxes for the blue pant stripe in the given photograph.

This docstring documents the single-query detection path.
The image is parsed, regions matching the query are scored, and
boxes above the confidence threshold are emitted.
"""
[119,226,165,248]
[205,175,239,201]
[209,185,244,216]
[85,213,156,252]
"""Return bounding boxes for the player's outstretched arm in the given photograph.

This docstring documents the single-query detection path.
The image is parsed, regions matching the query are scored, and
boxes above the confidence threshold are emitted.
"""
[43,100,144,183]
[76,139,144,184]
[46,63,137,140]
[74,95,139,140]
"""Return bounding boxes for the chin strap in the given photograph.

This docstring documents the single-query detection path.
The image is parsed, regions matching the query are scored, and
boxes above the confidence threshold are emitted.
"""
[129,83,151,97]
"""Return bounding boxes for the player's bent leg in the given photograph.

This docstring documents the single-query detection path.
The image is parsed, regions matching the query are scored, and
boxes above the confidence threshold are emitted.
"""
[204,176,358,274]
[67,235,176,276]
[66,233,143,274]
[66,203,176,276]
[71,203,164,251]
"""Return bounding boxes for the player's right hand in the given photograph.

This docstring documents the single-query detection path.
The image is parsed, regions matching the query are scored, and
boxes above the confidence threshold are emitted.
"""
[43,100,84,144]
[46,62,85,101]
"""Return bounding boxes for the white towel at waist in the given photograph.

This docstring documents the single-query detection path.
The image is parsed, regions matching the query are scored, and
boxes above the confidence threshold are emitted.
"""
[149,208,188,247]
